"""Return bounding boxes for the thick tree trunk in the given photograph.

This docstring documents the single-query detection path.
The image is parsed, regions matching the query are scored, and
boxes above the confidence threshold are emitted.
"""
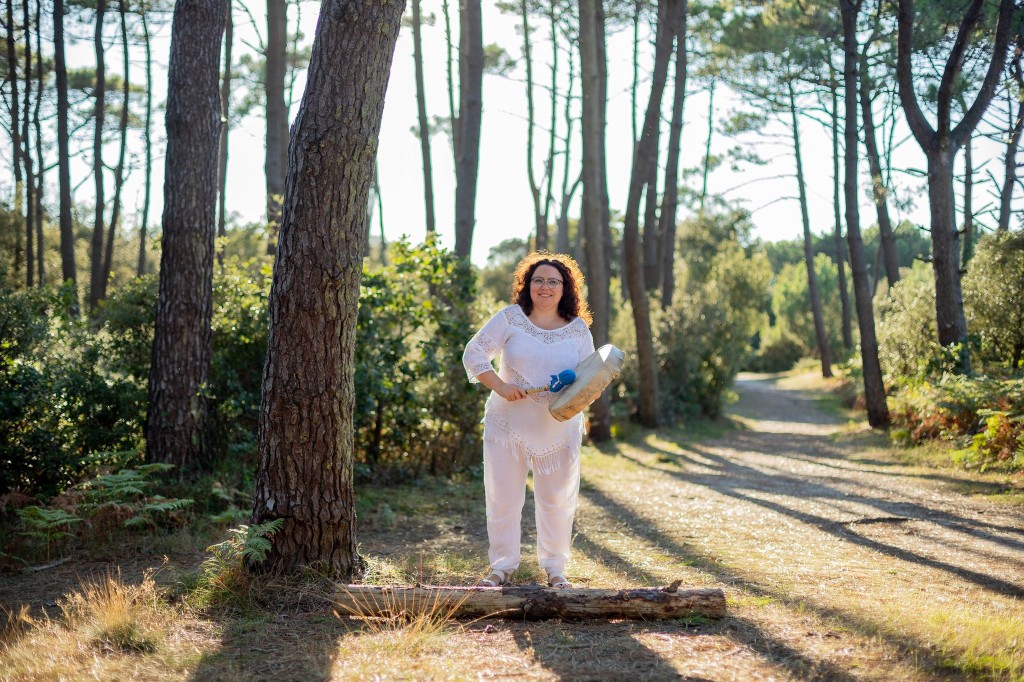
[840,0,888,428]
[250,0,403,576]
[412,0,435,235]
[216,1,233,267]
[22,0,34,288]
[858,60,899,288]
[337,584,726,621]
[895,0,1015,373]
[578,0,611,442]
[89,0,106,312]
[5,0,23,278]
[623,0,676,428]
[100,0,130,302]
[146,0,227,472]
[998,42,1023,233]
[658,0,687,309]
[265,0,287,254]
[137,7,153,276]
[54,0,77,305]
[521,0,546,250]
[789,82,832,379]
[454,0,483,260]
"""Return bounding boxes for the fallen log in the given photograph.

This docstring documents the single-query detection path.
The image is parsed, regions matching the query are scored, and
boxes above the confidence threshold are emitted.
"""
[336,582,725,621]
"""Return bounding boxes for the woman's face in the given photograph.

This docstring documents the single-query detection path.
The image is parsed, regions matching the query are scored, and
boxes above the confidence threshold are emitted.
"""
[529,263,565,313]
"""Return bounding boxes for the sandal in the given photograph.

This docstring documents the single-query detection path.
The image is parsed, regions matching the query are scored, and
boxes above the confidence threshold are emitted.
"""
[477,569,509,587]
[547,573,573,589]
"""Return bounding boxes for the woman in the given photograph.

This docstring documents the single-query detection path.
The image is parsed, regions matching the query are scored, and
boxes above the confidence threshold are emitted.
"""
[463,252,595,589]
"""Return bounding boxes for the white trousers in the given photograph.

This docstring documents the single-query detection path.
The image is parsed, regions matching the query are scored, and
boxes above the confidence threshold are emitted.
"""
[483,440,581,576]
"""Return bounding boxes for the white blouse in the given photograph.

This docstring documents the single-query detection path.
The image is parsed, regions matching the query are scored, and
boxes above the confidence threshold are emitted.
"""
[463,304,595,473]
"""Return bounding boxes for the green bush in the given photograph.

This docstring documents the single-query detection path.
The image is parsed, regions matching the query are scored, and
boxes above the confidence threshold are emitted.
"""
[354,238,485,481]
[875,260,948,382]
[766,253,844,360]
[746,328,805,373]
[962,232,1024,372]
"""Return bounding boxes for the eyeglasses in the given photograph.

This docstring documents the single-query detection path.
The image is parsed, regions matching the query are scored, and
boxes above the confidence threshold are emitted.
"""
[530,277,564,289]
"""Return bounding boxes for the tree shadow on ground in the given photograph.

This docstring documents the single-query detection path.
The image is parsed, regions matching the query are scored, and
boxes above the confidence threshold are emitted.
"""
[576,476,971,678]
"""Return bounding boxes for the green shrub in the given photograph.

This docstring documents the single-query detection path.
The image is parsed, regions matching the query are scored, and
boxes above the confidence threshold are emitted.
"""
[962,232,1024,372]
[875,260,949,382]
[767,253,844,360]
[746,328,805,373]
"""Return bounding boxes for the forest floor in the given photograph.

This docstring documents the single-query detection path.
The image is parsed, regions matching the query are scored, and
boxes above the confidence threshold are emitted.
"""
[2,371,1024,681]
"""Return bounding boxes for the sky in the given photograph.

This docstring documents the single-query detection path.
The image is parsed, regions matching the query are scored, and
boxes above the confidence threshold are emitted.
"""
[15,0,1020,268]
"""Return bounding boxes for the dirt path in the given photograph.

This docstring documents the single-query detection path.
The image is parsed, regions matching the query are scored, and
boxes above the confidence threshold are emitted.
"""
[563,373,1024,680]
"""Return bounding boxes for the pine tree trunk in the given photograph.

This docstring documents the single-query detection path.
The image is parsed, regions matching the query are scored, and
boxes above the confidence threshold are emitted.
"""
[443,0,456,164]
[840,0,888,428]
[555,46,577,255]
[137,7,153,276]
[22,0,34,288]
[542,0,558,240]
[53,0,77,306]
[895,0,1015,374]
[521,0,546,251]
[33,0,43,285]
[998,50,1023,233]
[789,81,832,379]
[658,0,687,310]
[216,1,233,267]
[699,79,714,214]
[100,0,130,302]
[623,0,676,428]
[961,131,974,268]
[858,59,899,288]
[830,65,852,350]
[454,0,483,260]
[412,0,435,235]
[578,0,611,442]
[250,0,403,576]
[641,142,660,291]
[5,0,23,278]
[265,0,287,254]
[89,0,106,312]
[146,0,227,472]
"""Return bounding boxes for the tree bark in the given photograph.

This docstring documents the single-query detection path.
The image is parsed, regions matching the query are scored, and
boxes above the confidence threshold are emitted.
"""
[961,129,974,268]
[265,0,287,254]
[337,584,726,621]
[249,0,403,576]
[454,0,483,260]
[895,0,1015,373]
[578,0,611,442]
[146,0,227,473]
[137,6,153,276]
[22,0,34,288]
[623,0,676,428]
[858,53,899,288]
[829,63,851,349]
[33,0,42,285]
[840,0,887,428]
[53,0,77,306]
[100,0,131,302]
[5,0,23,278]
[412,0,436,235]
[89,0,106,312]
[658,0,687,309]
[998,38,1023,233]
[216,0,233,267]
[789,81,832,378]
[521,0,546,251]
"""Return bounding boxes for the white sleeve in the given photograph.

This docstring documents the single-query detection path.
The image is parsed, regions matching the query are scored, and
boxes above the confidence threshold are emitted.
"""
[463,308,510,383]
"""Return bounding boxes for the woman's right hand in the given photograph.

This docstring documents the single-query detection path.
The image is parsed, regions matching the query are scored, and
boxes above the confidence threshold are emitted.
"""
[496,382,527,402]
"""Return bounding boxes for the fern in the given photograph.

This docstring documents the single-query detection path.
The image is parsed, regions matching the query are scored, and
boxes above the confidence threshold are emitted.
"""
[17,506,82,559]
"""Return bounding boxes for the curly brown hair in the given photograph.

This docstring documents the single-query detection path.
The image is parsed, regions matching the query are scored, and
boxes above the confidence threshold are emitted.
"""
[511,251,593,325]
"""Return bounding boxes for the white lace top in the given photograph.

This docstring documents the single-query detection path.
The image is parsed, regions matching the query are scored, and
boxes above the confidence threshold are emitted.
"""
[463,304,595,473]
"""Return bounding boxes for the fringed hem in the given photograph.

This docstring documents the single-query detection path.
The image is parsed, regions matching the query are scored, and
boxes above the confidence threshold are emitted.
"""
[484,417,584,475]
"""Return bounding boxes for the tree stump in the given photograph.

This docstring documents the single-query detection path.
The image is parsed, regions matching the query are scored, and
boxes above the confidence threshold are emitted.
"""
[336,582,725,621]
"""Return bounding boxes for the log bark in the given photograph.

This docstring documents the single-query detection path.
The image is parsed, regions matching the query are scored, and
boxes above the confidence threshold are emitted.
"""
[337,584,726,621]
